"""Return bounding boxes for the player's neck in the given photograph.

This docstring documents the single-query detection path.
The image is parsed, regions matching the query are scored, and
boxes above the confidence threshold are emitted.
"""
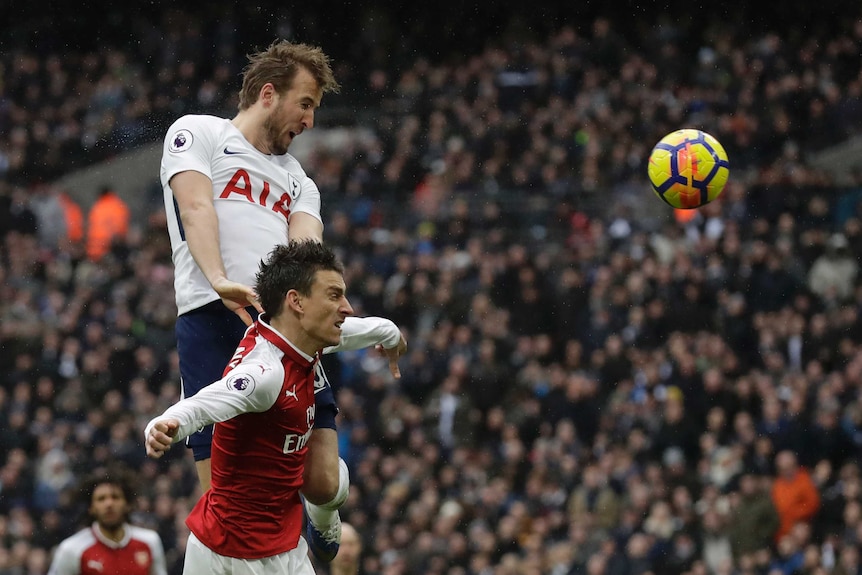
[269,315,319,358]
[231,111,270,154]
[97,523,126,543]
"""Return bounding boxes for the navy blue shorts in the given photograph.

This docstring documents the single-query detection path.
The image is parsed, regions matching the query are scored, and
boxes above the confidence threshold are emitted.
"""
[175,300,337,461]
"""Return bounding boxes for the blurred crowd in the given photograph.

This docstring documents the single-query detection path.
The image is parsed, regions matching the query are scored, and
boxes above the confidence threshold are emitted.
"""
[3,6,862,575]
[4,6,862,197]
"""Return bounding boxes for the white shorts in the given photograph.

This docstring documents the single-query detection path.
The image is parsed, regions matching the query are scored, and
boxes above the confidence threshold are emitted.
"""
[183,532,315,575]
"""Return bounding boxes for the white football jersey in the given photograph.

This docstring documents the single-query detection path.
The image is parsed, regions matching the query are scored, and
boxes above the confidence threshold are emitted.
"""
[161,115,323,315]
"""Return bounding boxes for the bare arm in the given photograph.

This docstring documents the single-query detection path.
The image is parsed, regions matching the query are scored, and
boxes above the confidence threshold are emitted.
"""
[288,211,324,242]
[302,427,340,504]
[172,170,262,324]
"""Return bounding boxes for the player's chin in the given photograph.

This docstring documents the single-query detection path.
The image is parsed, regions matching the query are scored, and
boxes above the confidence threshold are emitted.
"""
[314,327,337,349]
[101,516,124,530]
[281,132,296,150]
[327,324,343,345]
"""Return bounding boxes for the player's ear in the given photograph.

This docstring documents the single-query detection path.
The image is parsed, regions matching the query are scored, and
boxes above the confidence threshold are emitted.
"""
[286,290,303,314]
[260,83,276,107]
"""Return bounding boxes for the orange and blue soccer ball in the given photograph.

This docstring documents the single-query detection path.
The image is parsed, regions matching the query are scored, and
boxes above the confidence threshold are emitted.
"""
[647,129,730,209]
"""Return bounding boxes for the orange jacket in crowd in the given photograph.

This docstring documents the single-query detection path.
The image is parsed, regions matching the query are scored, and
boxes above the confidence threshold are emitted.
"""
[770,465,820,542]
[86,188,129,261]
[58,192,84,244]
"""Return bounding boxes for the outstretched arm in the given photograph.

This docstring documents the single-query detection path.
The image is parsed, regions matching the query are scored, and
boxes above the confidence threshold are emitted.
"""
[324,316,407,378]
[144,364,281,458]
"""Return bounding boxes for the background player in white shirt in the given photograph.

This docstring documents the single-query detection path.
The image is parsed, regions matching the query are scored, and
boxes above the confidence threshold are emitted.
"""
[145,241,396,575]
[48,468,167,575]
[161,41,402,561]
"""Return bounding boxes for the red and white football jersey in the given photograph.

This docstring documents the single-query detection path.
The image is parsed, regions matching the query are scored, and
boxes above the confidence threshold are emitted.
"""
[160,115,323,316]
[47,523,166,575]
[148,317,317,559]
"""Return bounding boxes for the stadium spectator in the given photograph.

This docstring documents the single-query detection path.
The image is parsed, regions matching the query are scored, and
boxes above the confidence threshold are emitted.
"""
[85,186,129,261]
[58,189,85,245]
[771,450,822,543]
[329,522,362,575]
[808,233,859,304]
[567,462,622,532]
[29,185,69,250]
[727,470,780,561]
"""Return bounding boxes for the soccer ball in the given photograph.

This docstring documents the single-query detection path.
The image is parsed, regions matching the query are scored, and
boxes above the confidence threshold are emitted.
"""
[647,129,730,209]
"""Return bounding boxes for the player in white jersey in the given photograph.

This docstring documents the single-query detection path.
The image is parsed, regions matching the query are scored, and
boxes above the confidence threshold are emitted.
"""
[160,40,402,562]
[48,468,167,575]
[162,112,323,317]
[145,241,398,575]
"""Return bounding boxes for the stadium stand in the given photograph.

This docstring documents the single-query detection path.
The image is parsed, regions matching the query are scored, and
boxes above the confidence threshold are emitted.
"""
[3,3,862,574]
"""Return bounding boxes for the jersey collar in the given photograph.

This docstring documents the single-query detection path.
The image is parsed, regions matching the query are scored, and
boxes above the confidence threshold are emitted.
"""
[91,522,131,549]
[257,315,317,366]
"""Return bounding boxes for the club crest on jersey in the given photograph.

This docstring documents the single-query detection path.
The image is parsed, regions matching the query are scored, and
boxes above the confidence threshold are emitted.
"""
[135,551,151,567]
[287,174,301,200]
[169,129,193,153]
[225,373,256,396]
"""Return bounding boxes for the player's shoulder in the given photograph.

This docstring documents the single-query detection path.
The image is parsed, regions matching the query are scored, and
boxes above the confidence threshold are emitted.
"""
[165,114,230,138]
[250,341,288,373]
[273,151,309,176]
[56,527,96,553]
[126,525,164,549]
[228,342,287,387]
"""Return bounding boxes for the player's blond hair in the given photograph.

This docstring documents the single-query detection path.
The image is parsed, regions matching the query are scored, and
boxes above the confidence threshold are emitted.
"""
[238,40,340,110]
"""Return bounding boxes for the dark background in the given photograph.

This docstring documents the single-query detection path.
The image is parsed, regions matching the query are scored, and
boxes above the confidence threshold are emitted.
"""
[5,0,858,65]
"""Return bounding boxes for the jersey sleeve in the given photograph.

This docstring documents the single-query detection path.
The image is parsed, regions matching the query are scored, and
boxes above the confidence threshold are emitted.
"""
[323,316,402,354]
[47,538,82,575]
[144,362,285,444]
[138,528,168,575]
[161,115,218,185]
[288,176,322,223]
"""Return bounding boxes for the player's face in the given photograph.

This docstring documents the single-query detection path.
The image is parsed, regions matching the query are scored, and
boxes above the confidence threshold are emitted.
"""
[300,269,353,348]
[264,67,322,155]
[331,524,362,565]
[90,484,129,531]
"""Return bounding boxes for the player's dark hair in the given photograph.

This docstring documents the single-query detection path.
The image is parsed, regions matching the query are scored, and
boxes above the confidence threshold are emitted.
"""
[238,40,340,110]
[256,240,344,317]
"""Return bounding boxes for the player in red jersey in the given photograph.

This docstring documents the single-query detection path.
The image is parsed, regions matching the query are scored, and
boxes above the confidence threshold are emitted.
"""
[47,468,167,575]
[145,240,405,574]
